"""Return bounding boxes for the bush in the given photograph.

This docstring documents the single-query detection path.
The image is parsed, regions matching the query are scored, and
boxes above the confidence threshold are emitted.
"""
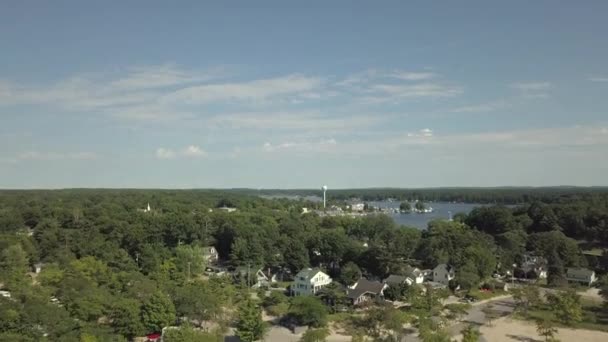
[288,296,328,328]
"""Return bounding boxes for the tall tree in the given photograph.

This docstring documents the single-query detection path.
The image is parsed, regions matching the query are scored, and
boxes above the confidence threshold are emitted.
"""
[288,296,328,328]
[141,292,176,333]
[235,298,267,342]
[547,251,567,287]
[110,298,145,339]
[0,244,29,288]
[339,262,362,285]
[512,285,541,317]
[547,290,582,325]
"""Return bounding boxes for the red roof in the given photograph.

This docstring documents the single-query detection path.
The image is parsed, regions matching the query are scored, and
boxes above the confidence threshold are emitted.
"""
[146,333,161,340]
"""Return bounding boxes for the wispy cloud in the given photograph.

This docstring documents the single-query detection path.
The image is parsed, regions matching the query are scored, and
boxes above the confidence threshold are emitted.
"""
[210,111,384,131]
[510,81,552,98]
[588,76,608,82]
[511,82,552,91]
[109,64,224,90]
[407,128,434,137]
[155,145,207,159]
[262,138,337,153]
[389,71,436,81]
[361,83,462,104]
[160,74,323,105]
[449,101,506,113]
[17,151,97,161]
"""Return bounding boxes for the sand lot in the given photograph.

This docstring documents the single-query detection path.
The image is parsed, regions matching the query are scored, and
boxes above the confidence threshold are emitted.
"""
[479,317,608,342]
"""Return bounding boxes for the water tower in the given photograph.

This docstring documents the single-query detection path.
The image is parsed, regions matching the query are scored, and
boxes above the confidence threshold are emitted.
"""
[322,185,328,209]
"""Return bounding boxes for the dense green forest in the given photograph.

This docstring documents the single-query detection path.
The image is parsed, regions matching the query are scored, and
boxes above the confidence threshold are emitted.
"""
[1,189,608,341]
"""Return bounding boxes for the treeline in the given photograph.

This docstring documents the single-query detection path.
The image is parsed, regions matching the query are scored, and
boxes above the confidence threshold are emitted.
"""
[0,189,607,340]
[241,186,608,204]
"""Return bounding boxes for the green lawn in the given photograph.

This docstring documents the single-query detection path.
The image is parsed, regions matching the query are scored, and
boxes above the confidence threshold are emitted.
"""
[516,299,608,332]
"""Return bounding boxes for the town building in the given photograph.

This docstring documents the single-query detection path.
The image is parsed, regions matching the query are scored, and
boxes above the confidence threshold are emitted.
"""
[350,203,365,212]
[403,266,425,285]
[290,268,332,296]
[432,264,455,286]
[566,267,597,286]
[516,255,548,279]
[202,246,219,264]
[347,278,387,305]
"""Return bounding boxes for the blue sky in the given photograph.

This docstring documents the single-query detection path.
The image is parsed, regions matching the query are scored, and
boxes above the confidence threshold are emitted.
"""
[1,0,607,188]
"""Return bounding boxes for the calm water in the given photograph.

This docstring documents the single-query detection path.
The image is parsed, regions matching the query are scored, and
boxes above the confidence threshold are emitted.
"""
[367,201,483,229]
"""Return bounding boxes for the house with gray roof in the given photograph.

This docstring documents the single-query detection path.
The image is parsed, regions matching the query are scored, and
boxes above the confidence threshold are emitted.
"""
[347,278,387,305]
[433,264,455,286]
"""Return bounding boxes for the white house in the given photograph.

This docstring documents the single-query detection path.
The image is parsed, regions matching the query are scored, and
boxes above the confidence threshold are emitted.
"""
[234,267,277,288]
[566,267,597,286]
[432,264,455,286]
[290,268,332,296]
[403,266,425,285]
[350,203,365,212]
[202,246,219,264]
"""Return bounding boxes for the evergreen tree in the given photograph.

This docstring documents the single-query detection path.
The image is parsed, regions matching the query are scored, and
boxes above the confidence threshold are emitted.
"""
[236,298,267,342]
[547,250,566,287]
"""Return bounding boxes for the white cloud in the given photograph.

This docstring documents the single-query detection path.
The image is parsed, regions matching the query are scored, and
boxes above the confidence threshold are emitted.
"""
[449,101,505,113]
[160,74,323,105]
[511,82,552,91]
[182,145,206,157]
[263,138,337,152]
[397,124,608,149]
[510,82,552,99]
[389,71,436,81]
[156,148,176,159]
[156,145,206,159]
[362,83,462,104]
[588,76,608,82]
[210,111,384,131]
[0,65,222,120]
[109,64,223,90]
[17,151,97,161]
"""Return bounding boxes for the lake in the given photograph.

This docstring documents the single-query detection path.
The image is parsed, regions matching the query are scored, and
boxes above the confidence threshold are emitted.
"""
[367,201,483,229]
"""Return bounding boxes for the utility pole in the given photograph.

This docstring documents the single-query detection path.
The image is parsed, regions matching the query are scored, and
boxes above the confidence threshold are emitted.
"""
[187,262,191,281]
[247,263,251,288]
[512,263,516,287]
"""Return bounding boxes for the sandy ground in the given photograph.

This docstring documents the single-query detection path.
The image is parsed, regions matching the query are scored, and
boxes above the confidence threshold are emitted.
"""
[479,317,608,342]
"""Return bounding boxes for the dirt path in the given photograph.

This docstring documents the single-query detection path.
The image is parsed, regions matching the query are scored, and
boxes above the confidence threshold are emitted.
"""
[479,317,608,342]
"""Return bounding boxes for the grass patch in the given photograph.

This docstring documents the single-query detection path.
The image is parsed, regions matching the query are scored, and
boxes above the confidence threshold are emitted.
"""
[467,289,508,301]
[516,299,608,332]
[328,312,353,323]
[582,248,604,257]
[275,281,292,289]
